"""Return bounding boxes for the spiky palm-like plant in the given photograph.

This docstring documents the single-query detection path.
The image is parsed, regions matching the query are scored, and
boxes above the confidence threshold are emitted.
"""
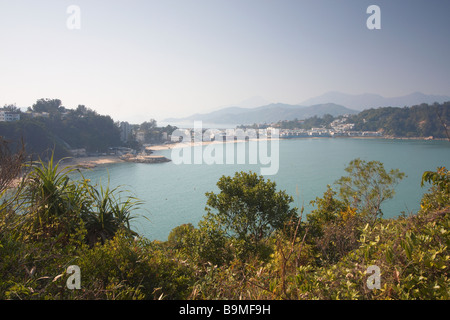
[18,153,142,246]
[81,180,142,246]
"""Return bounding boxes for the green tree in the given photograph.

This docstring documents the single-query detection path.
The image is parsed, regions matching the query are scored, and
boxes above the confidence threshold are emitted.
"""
[31,98,63,114]
[167,223,195,250]
[75,104,88,115]
[139,119,158,143]
[420,166,450,211]
[306,185,346,238]
[335,158,405,221]
[306,185,362,265]
[2,104,21,113]
[205,171,297,247]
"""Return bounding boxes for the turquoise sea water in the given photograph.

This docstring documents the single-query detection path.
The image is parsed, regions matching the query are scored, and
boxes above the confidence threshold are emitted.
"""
[77,138,450,241]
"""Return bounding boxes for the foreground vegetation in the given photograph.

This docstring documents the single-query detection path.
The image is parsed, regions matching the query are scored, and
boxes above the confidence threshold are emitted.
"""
[0,146,449,299]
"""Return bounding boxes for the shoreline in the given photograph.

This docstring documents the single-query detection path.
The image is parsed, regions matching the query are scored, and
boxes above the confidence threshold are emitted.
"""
[60,135,448,170]
[57,140,255,170]
[59,155,126,170]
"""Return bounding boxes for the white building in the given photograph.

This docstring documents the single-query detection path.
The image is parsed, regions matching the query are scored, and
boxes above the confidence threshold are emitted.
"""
[119,121,132,142]
[0,110,20,122]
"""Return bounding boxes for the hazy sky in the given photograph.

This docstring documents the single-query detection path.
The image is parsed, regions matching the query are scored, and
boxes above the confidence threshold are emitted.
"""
[1,0,450,123]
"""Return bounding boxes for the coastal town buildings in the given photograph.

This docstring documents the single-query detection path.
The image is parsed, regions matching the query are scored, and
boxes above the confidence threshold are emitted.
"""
[173,125,383,141]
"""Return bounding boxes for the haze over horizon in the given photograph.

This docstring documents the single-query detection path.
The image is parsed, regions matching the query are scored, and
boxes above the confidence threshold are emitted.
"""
[1,0,450,123]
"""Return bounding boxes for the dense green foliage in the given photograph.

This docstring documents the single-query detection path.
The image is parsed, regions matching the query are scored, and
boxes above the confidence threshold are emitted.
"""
[1,99,122,159]
[0,118,69,159]
[273,102,450,139]
[276,114,336,130]
[335,159,405,221]
[49,108,121,154]
[1,99,179,160]
[349,102,450,138]
[205,172,297,247]
[1,153,449,300]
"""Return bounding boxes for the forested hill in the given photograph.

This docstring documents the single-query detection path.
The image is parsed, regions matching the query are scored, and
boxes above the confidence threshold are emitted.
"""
[275,102,449,139]
[0,99,121,159]
[348,102,450,138]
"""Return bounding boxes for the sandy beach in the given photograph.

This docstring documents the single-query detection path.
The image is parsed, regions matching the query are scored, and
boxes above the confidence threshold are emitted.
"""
[59,155,126,170]
[59,140,250,169]
[58,143,188,169]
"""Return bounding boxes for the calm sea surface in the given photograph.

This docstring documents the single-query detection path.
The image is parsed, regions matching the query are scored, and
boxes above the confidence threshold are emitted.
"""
[76,138,450,241]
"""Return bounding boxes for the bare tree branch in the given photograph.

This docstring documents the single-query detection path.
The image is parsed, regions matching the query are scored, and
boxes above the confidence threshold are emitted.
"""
[0,137,27,199]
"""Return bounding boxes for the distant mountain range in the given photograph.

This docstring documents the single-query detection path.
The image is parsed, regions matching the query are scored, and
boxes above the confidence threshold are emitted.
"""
[164,103,358,125]
[299,91,450,111]
[164,92,450,125]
